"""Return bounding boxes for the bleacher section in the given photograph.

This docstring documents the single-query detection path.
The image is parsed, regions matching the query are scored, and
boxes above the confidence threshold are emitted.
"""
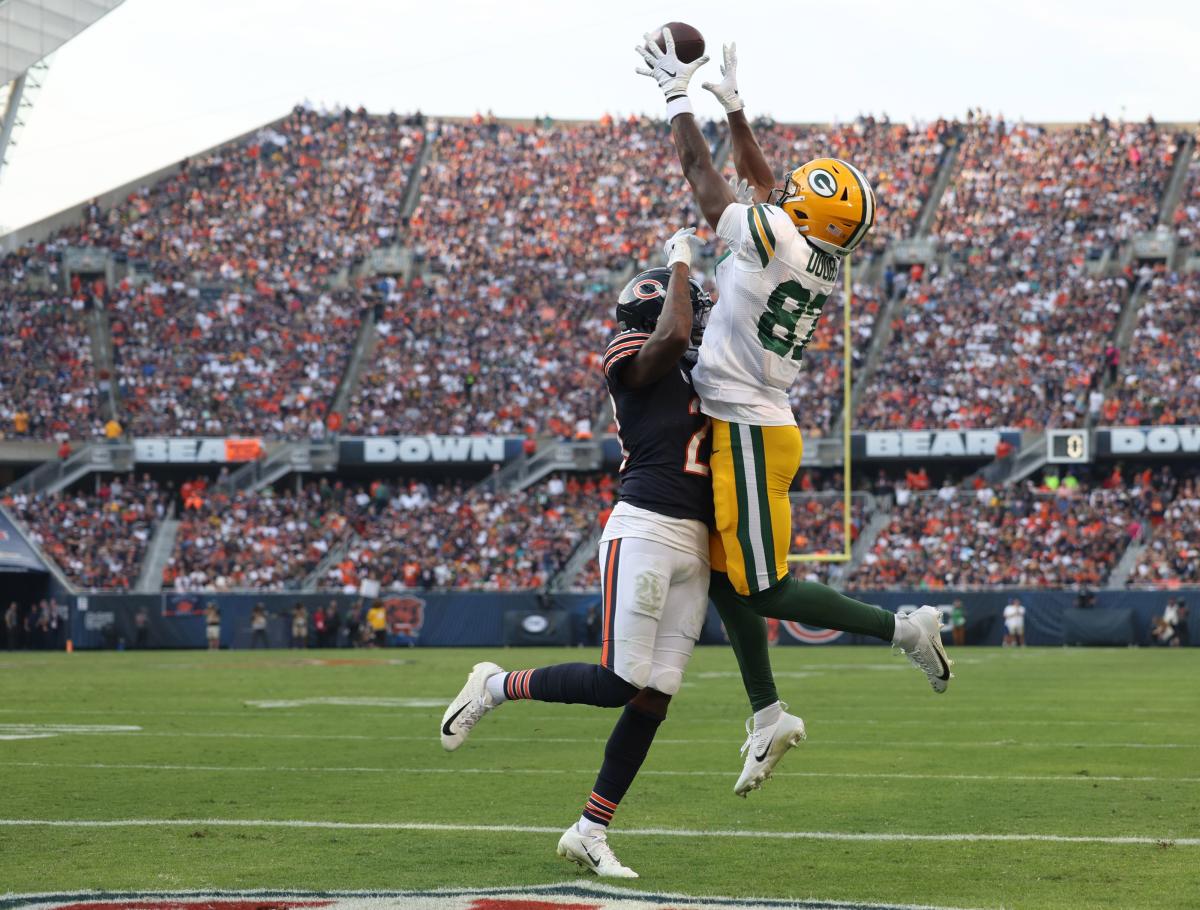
[2,108,1199,599]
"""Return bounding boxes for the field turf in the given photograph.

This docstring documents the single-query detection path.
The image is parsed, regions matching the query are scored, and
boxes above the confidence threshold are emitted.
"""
[1,645,1197,908]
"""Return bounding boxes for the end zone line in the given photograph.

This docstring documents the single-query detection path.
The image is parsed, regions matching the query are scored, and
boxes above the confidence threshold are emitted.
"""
[2,760,1197,785]
[1,817,1196,847]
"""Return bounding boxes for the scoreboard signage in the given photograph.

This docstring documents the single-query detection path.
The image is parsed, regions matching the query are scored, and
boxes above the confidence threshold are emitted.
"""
[338,435,519,465]
[1096,426,1200,457]
[851,430,1020,460]
[133,437,264,463]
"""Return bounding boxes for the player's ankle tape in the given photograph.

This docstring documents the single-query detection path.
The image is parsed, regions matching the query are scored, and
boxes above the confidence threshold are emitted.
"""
[665,96,693,120]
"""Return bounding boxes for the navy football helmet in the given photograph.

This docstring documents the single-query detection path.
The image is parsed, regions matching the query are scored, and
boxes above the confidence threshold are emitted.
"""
[615,267,712,346]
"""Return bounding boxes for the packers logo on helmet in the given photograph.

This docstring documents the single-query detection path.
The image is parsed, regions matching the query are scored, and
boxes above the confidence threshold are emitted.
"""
[772,157,876,257]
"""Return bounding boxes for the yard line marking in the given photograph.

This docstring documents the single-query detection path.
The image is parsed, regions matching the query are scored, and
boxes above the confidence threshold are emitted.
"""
[0,709,1186,727]
[67,730,1200,749]
[1,817,1197,846]
[2,760,1198,785]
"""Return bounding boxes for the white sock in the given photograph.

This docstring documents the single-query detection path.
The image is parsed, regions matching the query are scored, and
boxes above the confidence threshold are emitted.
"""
[485,672,507,704]
[753,701,782,729]
[577,816,607,837]
[892,613,914,648]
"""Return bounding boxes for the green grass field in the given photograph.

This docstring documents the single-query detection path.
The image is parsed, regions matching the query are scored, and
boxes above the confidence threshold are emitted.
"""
[1,645,1198,908]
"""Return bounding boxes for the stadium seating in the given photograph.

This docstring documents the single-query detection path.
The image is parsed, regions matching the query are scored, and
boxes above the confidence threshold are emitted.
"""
[5,475,165,589]
[851,475,1147,589]
[1112,271,1200,425]
[857,116,1181,430]
[321,473,611,592]
[0,291,101,439]
[732,116,953,253]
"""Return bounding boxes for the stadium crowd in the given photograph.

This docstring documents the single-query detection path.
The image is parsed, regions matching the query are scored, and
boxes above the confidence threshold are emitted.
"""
[850,471,1150,589]
[736,115,953,253]
[5,475,165,589]
[1112,271,1200,425]
[1129,470,1200,587]
[0,290,101,440]
[858,115,1181,430]
[321,472,610,592]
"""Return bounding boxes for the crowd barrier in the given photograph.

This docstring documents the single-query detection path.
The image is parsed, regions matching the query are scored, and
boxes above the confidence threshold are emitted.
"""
[63,588,1198,650]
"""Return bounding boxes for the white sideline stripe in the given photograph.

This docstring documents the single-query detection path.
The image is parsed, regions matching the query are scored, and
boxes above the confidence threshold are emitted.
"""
[3,760,1199,785]
[68,730,1200,748]
[1,817,1197,846]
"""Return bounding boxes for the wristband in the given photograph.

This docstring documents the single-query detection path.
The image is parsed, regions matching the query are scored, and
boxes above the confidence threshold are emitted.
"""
[667,245,692,268]
[665,96,693,121]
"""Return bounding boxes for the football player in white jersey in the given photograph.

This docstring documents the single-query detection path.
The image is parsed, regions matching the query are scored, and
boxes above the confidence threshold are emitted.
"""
[638,31,955,796]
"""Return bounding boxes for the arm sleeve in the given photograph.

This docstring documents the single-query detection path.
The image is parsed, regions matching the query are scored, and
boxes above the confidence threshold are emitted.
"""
[716,202,779,269]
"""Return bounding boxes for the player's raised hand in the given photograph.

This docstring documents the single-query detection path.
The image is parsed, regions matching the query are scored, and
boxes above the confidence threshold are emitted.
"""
[635,27,709,100]
[663,226,702,268]
[701,43,744,113]
[728,175,754,205]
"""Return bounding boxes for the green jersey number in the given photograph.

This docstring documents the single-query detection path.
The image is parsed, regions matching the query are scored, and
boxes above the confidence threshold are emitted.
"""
[756,280,828,362]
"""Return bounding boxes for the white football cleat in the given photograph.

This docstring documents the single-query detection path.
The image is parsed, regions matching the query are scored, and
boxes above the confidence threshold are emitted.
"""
[557,824,638,878]
[895,606,954,693]
[440,661,503,751]
[734,707,806,797]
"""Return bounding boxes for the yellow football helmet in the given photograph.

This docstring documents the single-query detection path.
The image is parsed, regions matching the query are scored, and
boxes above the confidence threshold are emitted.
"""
[773,157,876,256]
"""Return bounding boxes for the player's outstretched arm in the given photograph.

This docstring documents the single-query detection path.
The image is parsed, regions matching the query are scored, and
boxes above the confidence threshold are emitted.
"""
[635,29,733,230]
[622,229,700,388]
[702,43,773,203]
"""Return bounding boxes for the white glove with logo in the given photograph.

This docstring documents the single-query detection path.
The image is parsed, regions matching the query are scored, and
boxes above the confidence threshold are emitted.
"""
[664,227,702,268]
[701,43,744,113]
[635,28,710,101]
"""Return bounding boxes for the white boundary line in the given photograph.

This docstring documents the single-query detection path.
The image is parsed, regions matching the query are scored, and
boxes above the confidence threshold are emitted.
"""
[2,760,1197,785]
[1,817,1196,846]
[0,708,1187,728]
[44,730,1200,748]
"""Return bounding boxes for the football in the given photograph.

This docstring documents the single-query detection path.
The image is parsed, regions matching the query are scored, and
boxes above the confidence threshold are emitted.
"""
[652,21,705,63]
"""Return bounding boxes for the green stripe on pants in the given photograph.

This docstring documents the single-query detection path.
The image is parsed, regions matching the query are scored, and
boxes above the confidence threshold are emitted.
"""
[749,425,778,588]
[729,423,761,594]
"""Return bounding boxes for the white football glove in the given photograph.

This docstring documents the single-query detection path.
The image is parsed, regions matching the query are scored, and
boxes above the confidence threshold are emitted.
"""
[635,28,710,100]
[701,43,744,113]
[728,175,755,205]
[664,227,702,268]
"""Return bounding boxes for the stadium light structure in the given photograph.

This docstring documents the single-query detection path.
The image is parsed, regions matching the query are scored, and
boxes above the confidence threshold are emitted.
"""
[0,0,126,183]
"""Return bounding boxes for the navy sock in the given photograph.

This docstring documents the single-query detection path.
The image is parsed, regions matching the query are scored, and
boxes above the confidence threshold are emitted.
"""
[503,663,637,707]
[582,702,663,827]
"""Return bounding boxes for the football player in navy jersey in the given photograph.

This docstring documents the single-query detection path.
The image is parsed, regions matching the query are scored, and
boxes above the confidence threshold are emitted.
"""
[440,226,716,878]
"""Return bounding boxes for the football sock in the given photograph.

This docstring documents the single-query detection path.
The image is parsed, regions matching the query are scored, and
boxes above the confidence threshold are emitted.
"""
[748,577,895,642]
[576,816,607,837]
[581,702,663,828]
[484,672,507,704]
[753,701,782,729]
[502,663,638,707]
[710,571,780,711]
[892,612,918,649]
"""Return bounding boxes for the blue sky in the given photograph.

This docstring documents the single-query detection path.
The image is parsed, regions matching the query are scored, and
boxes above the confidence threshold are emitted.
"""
[0,0,1196,232]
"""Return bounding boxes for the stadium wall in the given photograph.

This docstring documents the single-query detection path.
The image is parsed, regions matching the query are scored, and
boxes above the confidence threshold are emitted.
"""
[63,589,1199,650]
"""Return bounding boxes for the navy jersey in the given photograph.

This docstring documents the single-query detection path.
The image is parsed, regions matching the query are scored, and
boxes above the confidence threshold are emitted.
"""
[602,331,715,527]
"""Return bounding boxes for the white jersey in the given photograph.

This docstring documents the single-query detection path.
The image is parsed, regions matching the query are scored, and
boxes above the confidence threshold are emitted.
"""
[692,202,841,426]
